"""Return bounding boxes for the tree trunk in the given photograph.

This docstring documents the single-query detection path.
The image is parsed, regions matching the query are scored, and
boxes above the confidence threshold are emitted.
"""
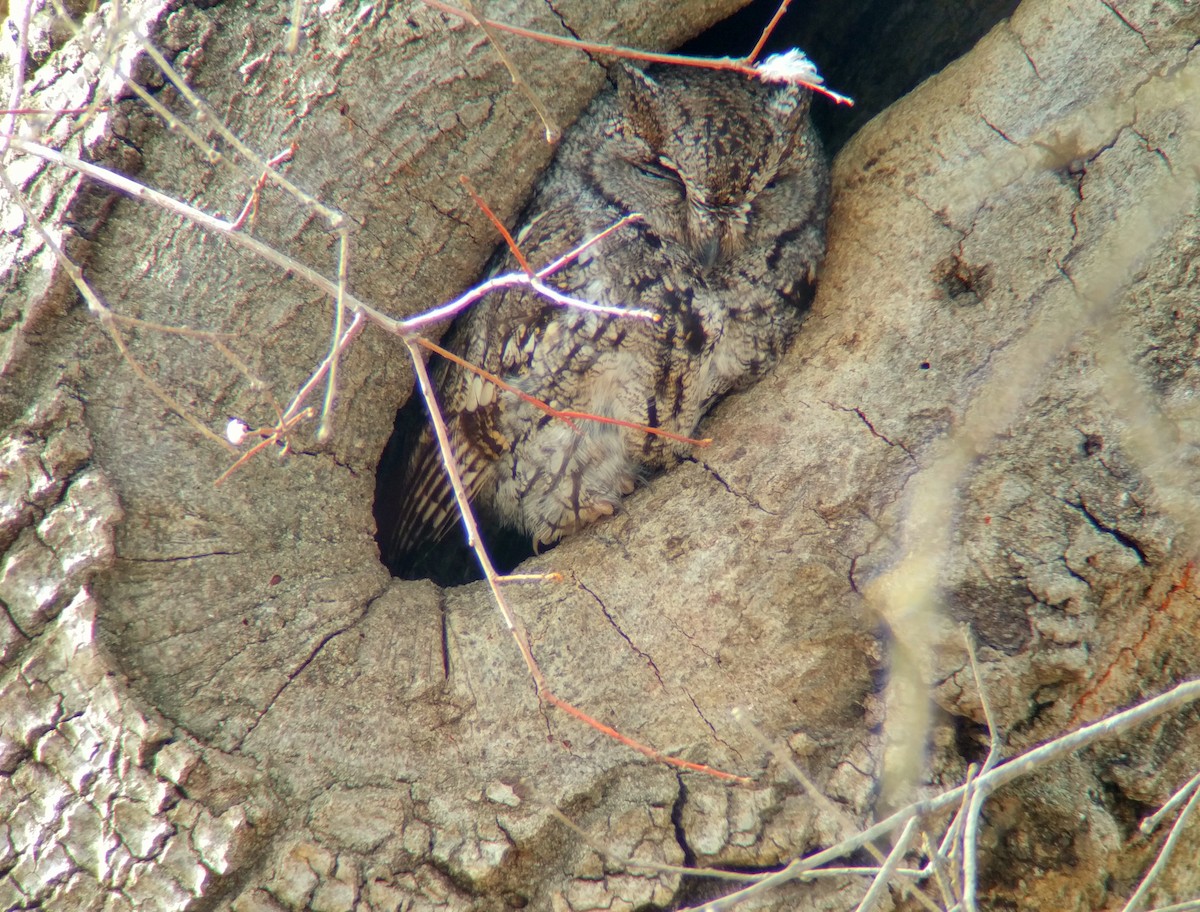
[2,1,1198,910]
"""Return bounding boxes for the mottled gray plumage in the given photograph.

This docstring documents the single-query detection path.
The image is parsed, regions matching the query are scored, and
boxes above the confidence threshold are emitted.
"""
[390,63,829,564]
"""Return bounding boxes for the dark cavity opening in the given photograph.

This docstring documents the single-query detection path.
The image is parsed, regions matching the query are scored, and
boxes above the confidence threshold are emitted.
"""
[373,389,534,586]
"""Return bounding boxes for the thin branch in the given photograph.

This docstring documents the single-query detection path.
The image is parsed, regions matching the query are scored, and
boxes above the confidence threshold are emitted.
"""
[963,627,1003,775]
[461,174,534,275]
[421,0,854,105]
[131,31,346,229]
[1142,901,1200,912]
[1122,782,1200,912]
[405,339,749,785]
[317,227,352,441]
[0,163,232,448]
[0,0,30,160]
[231,145,297,230]
[464,0,560,143]
[542,691,751,783]
[853,817,919,912]
[10,138,396,326]
[701,679,1200,908]
[923,832,959,910]
[270,311,365,440]
[961,777,988,912]
[1141,771,1200,835]
[413,337,711,447]
[744,0,792,65]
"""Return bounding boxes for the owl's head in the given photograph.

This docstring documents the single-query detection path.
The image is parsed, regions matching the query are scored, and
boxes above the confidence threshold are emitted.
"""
[595,64,823,270]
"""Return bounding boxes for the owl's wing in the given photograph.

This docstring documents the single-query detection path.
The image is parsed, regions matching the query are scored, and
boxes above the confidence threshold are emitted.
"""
[383,352,510,566]
[382,274,561,571]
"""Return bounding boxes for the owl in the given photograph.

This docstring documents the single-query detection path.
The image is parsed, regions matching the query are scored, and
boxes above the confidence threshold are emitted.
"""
[381,63,830,575]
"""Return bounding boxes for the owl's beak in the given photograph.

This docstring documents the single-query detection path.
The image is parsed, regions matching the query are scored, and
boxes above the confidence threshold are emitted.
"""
[696,233,722,269]
[688,210,723,268]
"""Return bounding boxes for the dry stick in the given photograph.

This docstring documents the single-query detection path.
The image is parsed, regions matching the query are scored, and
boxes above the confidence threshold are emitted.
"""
[317,226,352,441]
[922,832,958,910]
[405,341,748,784]
[0,166,233,449]
[0,1,30,158]
[731,710,943,912]
[960,780,989,912]
[13,139,655,454]
[461,175,534,275]
[549,801,935,889]
[42,0,222,160]
[216,312,367,483]
[131,31,345,229]
[281,312,366,427]
[216,409,315,484]
[936,762,976,905]
[414,337,710,447]
[1141,772,1200,835]
[963,629,1002,776]
[464,0,560,143]
[544,806,757,882]
[853,817,919,912]
[733,709,886,858]
[285,0,306,54]
[20,124,637,337]
[744,0,792,65]
[10,138,389,321]
[959,628,1002,910]
[700,679,1200,911]
[421,0,854,105]
[231,145,297,230]
[1122,781,1200,912]
[402,214,656,332]
[1143,902,1200,912]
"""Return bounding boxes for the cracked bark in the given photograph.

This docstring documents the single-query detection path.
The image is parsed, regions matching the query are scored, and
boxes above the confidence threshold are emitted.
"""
[2,1,1199,911]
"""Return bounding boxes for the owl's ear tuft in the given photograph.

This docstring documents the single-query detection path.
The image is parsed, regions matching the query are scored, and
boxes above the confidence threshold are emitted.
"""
[611,64,668,151]
[767,84,812,133]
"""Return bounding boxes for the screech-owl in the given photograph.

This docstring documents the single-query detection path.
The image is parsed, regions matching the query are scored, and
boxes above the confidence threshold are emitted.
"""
[384,63,830,572]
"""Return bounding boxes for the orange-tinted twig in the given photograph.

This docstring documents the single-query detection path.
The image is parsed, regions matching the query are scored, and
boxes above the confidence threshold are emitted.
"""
[535,212,644,279]
[461,174,533,274]
[215,407,314,485]
[745,0,792,65]
[544,691,751,783]
[413,336,711,448]
[232,144,296,230]
[556,409,711,447]
[422,0,854,106]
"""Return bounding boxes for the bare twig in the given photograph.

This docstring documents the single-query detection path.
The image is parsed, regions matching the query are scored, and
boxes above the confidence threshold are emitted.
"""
[854,817,919,912]
[421,0,853,105]
[407,333,748,782]
[414,337,711,447]
[461,174,534,275]
[464,0,560,143]
[1122,782,1200,912]
[701,679,1200,909]
[744,0,792,65]
[923,832,959,910]
[1142,901,1200,912]
[963,628,1002,776]
[231,145,297,230]
[1141,772,1200,835]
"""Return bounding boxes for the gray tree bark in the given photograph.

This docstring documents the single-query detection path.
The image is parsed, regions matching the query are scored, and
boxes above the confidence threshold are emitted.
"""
[2,1,1198,911]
